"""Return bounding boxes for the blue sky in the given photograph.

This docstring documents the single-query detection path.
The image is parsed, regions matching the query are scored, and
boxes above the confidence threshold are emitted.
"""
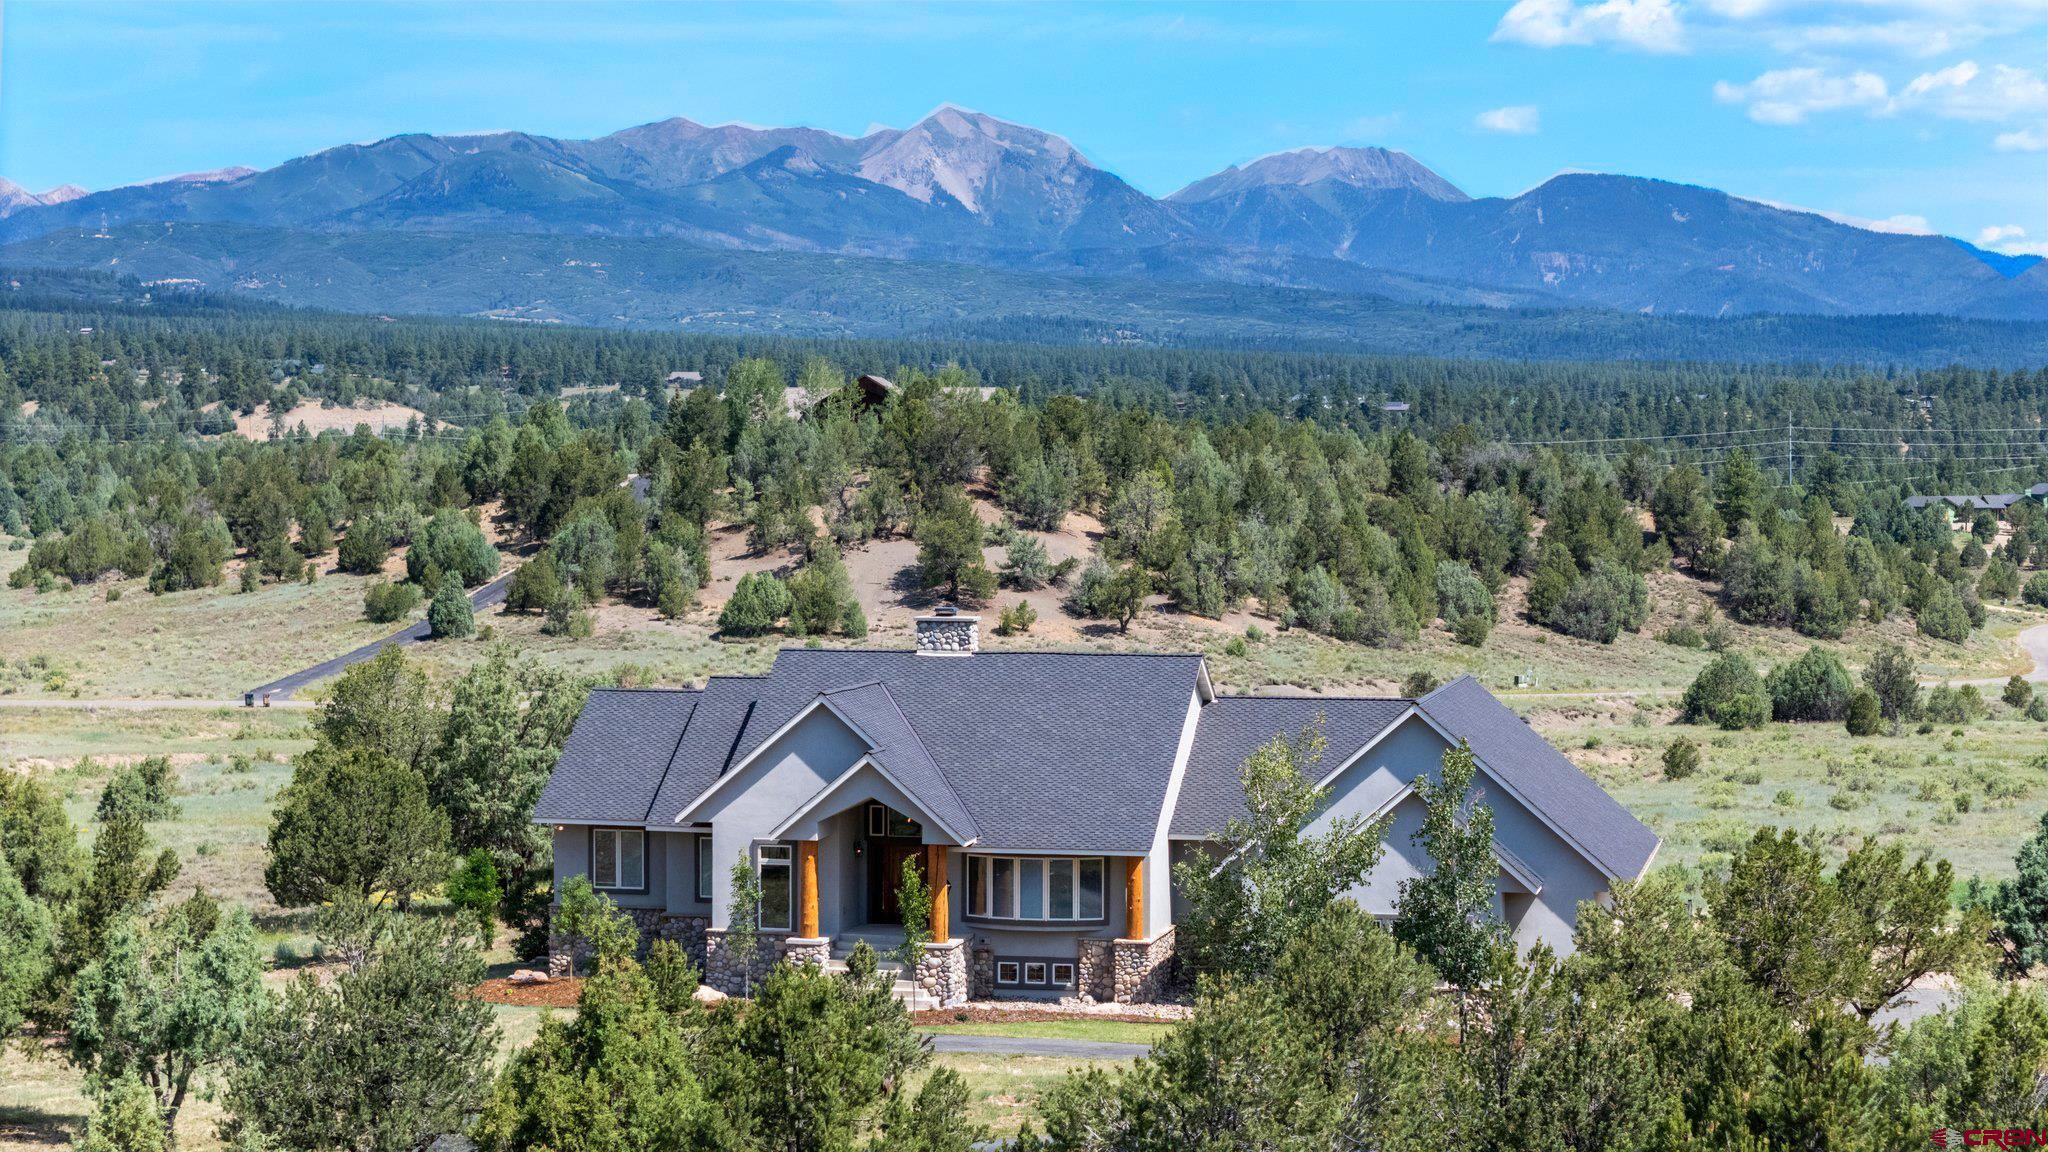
[3,0,2044,252]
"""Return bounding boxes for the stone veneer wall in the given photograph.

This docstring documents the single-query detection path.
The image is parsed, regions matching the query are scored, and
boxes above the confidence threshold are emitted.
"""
[913,615,980,653]
[1075,938,1115,1002]
[703,929,797,994]
[1111,928,1176,1003]
[917,940,969,1007]
[547,909,709,978]
[969,943,996,1000]
[783,936,831,968]
[1050,933,1178,1004]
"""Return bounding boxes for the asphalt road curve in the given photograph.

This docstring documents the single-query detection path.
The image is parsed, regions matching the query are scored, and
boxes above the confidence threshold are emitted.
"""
[243,571,513,704]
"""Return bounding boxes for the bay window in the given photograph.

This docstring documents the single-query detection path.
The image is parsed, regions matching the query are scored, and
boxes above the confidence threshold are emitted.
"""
[966,855,1107,922]
[590,828,645,891]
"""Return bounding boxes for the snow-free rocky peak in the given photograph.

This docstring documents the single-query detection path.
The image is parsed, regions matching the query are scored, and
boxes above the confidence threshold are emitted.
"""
[856,105,1092,214]
[1170,146,1468,204]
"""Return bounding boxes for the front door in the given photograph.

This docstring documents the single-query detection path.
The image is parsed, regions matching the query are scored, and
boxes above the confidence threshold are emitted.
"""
[869,842,923,924]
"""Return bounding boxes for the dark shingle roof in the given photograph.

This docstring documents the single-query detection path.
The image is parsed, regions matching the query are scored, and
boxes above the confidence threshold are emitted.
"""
[818,681,978,841]
[647,674,768,823]
[685,649,1203,851]
[1171,696,1410,838]
[1416,676,1660,880]
[537,658,1658,881]
[535,688,700,823]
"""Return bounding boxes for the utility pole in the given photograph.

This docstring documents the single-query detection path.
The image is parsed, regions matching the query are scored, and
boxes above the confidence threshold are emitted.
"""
[1785,420,1793,487]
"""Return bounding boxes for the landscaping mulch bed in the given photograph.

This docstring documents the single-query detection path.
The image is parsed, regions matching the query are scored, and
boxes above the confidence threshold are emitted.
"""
[909,1005,1178,1027]
[474,976,582,1008]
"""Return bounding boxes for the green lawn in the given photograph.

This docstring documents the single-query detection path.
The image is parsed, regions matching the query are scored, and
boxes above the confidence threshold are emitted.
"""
[917,1053,1121,1138]
[918,1018,1173,1045]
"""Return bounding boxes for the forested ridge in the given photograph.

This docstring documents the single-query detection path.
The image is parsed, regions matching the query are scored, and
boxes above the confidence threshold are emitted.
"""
[6,269,2048,664]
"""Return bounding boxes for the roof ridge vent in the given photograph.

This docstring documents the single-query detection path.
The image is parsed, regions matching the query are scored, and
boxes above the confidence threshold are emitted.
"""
[914,606,979,655]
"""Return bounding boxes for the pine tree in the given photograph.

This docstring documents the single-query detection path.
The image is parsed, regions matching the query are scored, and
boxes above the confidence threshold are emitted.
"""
[0,857,54,1042]
[222,914,498,1152]
[1997,812,2048,972]
[68,894,267,1140]
[427,575,474,639]
[914,487,995,604]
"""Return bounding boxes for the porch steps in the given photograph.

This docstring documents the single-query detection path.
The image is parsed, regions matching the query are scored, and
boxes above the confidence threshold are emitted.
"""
[821,941,936,1011]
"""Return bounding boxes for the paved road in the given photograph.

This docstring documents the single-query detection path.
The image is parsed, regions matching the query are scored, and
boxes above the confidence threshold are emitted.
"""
[0,697,307,710]
[921,1032,1153,1060]
[243,571,514,703]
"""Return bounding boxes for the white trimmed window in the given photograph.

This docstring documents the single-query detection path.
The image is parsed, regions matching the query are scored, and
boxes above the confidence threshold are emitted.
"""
[965,855,1107,922]
[757,844,793,931]
[695,835,714,902]
[590,828,645,891]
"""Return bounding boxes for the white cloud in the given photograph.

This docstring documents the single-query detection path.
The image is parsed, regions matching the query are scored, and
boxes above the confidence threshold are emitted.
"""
[1995,127,2047,151]
[1909,62,2048,120]
[1766,19,1962,58]
[1491,0,1687,53]
[1901,60,1978,99]
[1519,0,2040,61]
[1716,59,2048,125]
[1713,67,1889,123]
[1475,105,1543,134]
[1974,224,2048,257]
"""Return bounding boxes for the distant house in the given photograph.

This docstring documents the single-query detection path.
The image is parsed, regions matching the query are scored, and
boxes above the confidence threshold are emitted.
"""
[666,370,704,387]
[534,614,1660,1005]
[1905,488,2041,525]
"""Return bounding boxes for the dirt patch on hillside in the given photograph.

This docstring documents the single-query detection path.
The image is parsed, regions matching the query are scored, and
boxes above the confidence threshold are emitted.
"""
[234,401,430,440]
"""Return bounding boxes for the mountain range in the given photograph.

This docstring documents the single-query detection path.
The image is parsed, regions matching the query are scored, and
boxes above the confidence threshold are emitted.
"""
[4,106,2044,326]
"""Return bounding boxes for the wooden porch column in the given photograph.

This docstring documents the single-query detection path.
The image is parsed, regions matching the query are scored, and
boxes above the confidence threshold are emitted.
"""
[1123,856,1145,940]
[797,840,820,938]
[926,844,950,942]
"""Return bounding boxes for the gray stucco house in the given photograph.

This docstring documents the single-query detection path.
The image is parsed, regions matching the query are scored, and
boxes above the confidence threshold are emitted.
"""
[534,611,1660,1005]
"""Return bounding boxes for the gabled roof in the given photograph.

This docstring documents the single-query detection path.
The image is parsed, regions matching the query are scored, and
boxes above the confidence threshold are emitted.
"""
[536,656,1659,882]
[1171,695,1410,838]
[727,649,1202,850]
[535,688,700,823]
[806,681,978,842]
[581,649,1201,851]
[646,673,768,822]
[1415,676,1660,881]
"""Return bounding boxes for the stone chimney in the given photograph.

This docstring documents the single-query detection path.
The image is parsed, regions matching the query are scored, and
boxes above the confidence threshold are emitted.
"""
[914,605,980,655]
